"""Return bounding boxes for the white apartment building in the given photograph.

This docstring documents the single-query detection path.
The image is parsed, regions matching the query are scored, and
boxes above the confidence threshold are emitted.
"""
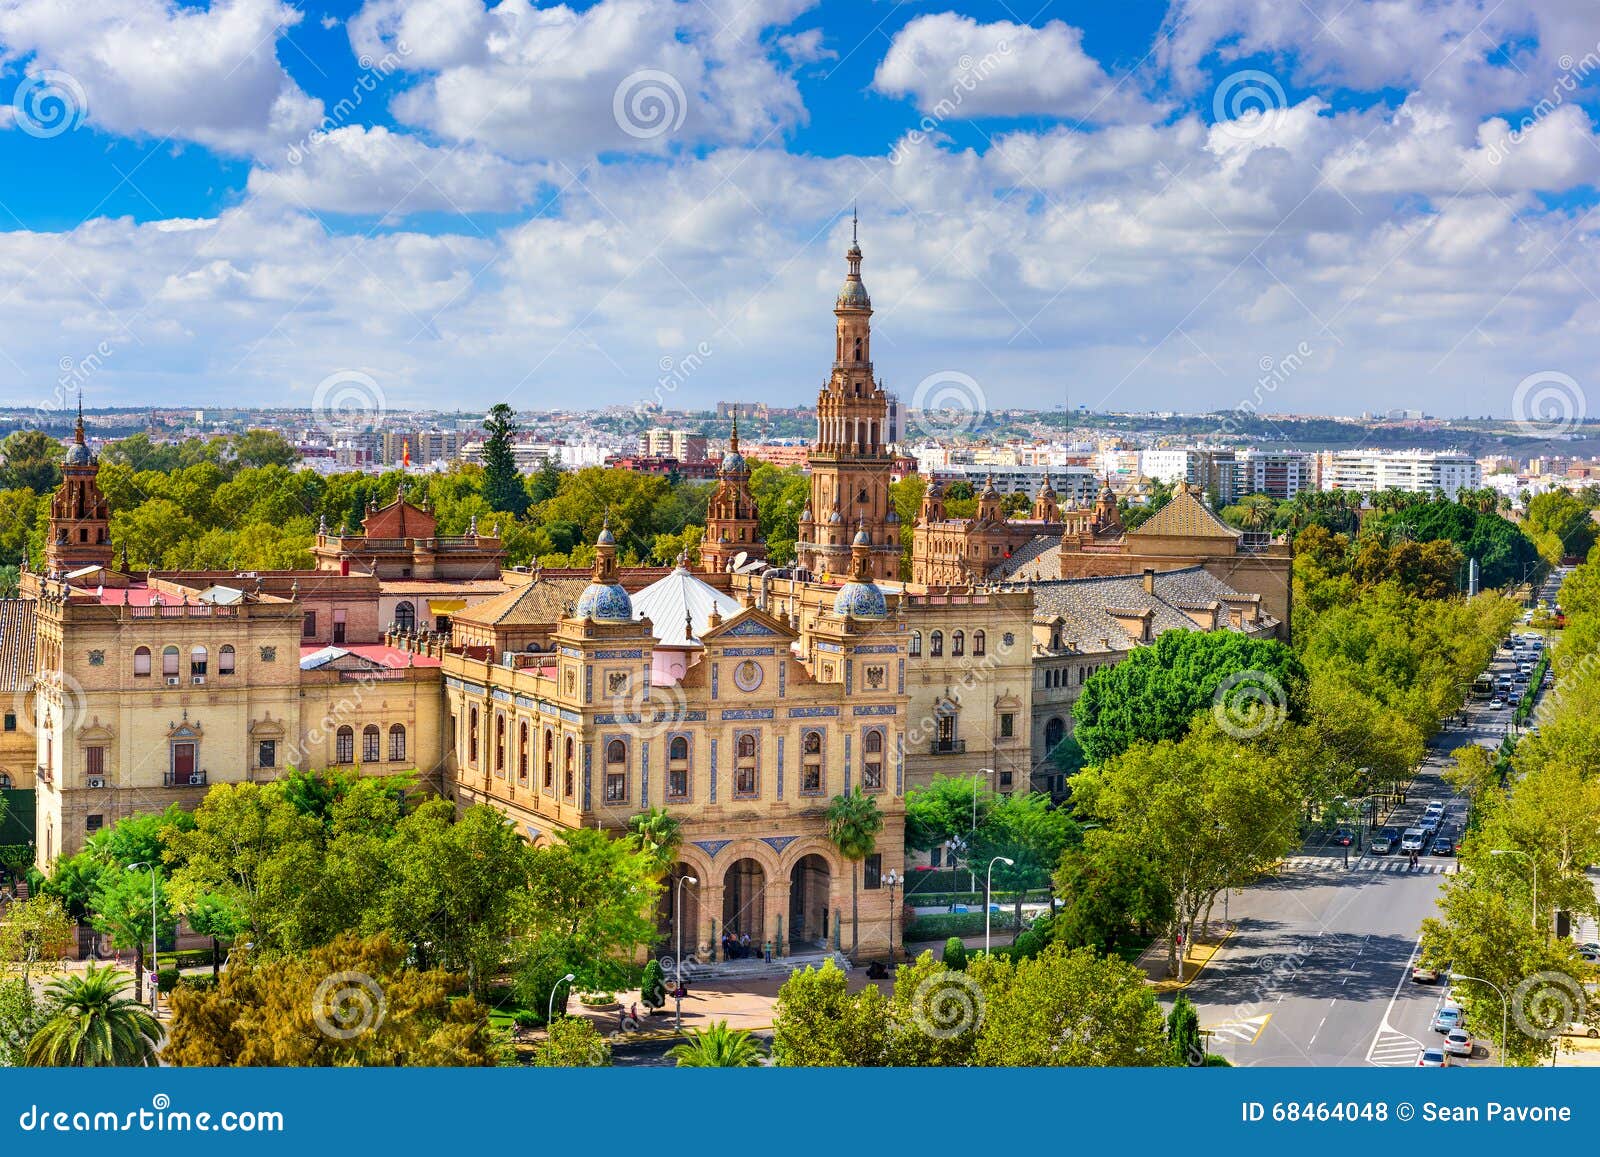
[459,440,611,473]
[1235,449,1314,501]
[927,464,1100,505]
[1317,449,1482,495]
[638,427,708,462]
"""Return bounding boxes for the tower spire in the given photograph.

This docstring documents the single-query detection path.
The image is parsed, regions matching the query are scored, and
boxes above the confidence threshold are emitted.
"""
[852,204,858,245]
[74,395,85,445]
[730,410,739,453]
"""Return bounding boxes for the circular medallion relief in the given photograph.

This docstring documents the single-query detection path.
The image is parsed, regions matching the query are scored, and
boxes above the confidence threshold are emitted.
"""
[733,659,763,692]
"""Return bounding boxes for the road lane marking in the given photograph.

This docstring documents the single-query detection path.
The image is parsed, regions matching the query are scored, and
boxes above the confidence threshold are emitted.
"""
[1366,933,1427,1066]
[1203,1013,1271,1045]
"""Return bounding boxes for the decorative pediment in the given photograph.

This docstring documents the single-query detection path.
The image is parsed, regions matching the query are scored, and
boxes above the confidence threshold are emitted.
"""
[994,691,1023,711]
[76,716,114,744]
[249,714,286,739]
[167,716,203,740]
[703,605,795,643]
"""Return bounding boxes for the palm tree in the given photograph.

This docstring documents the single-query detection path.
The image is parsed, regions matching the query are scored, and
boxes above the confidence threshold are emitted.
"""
[26,963,160,1067]
[627,807,682,878]
[825,788,884,959]
[665,1019,765,1067]
[1239,494,1275,531]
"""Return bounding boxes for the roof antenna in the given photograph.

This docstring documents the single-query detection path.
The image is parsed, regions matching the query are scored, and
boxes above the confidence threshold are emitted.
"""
[851,204,858,244]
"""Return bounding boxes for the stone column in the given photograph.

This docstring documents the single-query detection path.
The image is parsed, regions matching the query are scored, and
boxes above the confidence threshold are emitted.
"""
[696,883,723,962]
[764,877,790,960]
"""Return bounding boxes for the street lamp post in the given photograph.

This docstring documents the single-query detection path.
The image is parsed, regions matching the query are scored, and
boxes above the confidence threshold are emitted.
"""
[127,862,159,1015]
[547,972,575,1027]
[985,856,1014,954]
[969,767,997,891]
[1452,973,1509,1066]
[674,875,698,1031]
[1491,849,1540,932]
[884,869,902,963]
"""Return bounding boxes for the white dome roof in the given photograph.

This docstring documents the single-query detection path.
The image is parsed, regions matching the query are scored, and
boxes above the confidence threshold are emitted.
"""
[631,564,742,647]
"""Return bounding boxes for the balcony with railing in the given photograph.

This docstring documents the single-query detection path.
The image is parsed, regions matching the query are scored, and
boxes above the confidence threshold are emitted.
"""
[164,769,208,788]
[928,738,967,756]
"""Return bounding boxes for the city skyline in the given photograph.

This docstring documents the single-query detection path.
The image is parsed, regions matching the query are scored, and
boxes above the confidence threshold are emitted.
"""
[0,1,1595,422]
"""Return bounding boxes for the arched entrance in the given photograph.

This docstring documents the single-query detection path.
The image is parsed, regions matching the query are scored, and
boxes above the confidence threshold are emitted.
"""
[656,863,700,961]
[721,859,766,955]
[788,853,831,952]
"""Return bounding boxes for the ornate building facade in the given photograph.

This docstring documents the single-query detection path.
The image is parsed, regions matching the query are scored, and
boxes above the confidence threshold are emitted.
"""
[700,417,765,574]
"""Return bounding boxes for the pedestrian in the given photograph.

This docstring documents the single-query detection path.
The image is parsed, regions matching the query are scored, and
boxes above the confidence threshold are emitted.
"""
[617,1007,626,1033]
[630,1001,639,1023]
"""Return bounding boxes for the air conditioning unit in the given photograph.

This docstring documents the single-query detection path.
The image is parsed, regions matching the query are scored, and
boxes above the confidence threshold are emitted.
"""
[86,777,105,789]
[165,677,180,686]
[192,675,206,685]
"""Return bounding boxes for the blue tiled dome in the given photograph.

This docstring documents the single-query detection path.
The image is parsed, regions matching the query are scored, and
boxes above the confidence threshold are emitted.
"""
[836,280,871,309]
[576,581,633,622]
[833,580,887,619]
[721,450,746,475]
[64,442,94,466]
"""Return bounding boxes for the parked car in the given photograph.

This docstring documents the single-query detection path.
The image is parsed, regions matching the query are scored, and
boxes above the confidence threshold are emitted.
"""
[1432,1006,1463,1033]
[1417,1048,1449,1067]
[1562,1022,1600,1039]
[1412,962,1442,983]
[1371,828,1401,854]
[1443,1029,1474,1058]
[1401,828,1427,852]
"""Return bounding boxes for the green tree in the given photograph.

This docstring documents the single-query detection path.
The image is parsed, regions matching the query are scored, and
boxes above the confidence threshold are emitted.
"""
[771,959,890,1066]
[184,892,245,981]
[639,959,668,1011]
[666,1019,766,1066]
[826,789,884,958]
[970,944,1171,1066]
[481,403,528,518]
[531,1014,611,1067]
[0,895,75,986]
[0,977,47,1067]
[89,867,175,1005]
[1072,629,1309,766]
[0,429,62,494]
[39,853,103,922]
[1167,992,1203,1066]
[942,937,967,971]
[25,964,159,1067]
[626,807,682,878]
[164,933,500,1067]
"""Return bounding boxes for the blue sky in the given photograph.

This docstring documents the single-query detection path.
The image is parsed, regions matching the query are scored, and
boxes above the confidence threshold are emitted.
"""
[2,0,1599,426]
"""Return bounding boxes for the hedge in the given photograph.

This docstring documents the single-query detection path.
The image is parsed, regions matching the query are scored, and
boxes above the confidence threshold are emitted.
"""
[905,890,1051,908]
[902,910,1020,942]
[905,867,1050,895]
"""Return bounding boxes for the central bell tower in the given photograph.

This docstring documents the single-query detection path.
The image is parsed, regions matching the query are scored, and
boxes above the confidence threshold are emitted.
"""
[796,213,899,581]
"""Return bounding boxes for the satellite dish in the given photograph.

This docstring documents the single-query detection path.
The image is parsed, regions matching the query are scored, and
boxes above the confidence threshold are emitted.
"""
[730,551,749,571]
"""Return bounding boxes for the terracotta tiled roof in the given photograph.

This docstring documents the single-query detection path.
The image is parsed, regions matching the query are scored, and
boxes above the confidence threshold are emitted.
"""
[1127,488,1241,540]
[451,577,592,627]
[1021,567,1277,651]
[0,600,36,694]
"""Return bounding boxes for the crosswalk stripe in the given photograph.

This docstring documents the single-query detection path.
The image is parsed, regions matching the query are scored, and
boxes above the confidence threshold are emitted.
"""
[1369,1029,1425,1066]
[1202,1013,1271,1045]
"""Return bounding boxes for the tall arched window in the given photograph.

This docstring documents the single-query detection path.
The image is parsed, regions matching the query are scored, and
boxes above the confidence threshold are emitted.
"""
[133,646,151,677]
[517,721,529,782]
[394,600,416,632]
[563,736,575,797]
[605,739,628,803]
[734,733,758,797]
[973,630,986,657]
[1044,717,1065,752]
[162,646,179,678]
[362,725,380,763]
[862,729,885,790]
[336,725,354,764]
[218,644,235,674]
[468,706,479,764]
[667,735,689,801]
[908,632,922,658]
[543,729,555,790]
[190,645,207,677]
[929,631,944,658]
[801,730,824,795]
[952,631,965,658]
[389,724,407,762]
[495,715,506,774]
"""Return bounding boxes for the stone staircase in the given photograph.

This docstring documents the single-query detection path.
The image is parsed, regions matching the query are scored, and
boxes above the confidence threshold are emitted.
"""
[688,950,851,983]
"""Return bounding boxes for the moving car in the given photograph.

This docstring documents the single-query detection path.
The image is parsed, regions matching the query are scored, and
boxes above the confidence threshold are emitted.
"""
[1424,800,1445,819]
[1432,1006,1462,1033]
[1401,828,1427,852]
[1431,828,1457,856]
[1443,1029,1474,1058]
[1417,1048,1449,1067]
[1331,828,1354,847]
[1371,828,1401,854]
[1412,962,1442,983]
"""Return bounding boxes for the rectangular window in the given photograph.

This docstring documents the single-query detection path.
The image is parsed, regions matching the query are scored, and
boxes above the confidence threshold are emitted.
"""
[85,814,103,833]
[735,764,758,797]
[931,846,943,868]
[999,769,1013,790]
[863,853,883,890]
[1000,712,1015,739]
[4,713,15,731]
[668,768,688,801]
[259,740,276,768]
[302,611,317,637]
[363,729,381,763]
[85,746,105,777]
[605,770,628,803]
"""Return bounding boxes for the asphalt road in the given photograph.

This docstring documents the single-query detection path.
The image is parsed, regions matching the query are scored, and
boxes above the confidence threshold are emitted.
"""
[1180,656,1534,1069]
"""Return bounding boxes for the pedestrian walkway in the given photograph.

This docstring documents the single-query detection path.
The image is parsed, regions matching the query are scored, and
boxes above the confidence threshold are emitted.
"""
[1274,854,1455,876]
